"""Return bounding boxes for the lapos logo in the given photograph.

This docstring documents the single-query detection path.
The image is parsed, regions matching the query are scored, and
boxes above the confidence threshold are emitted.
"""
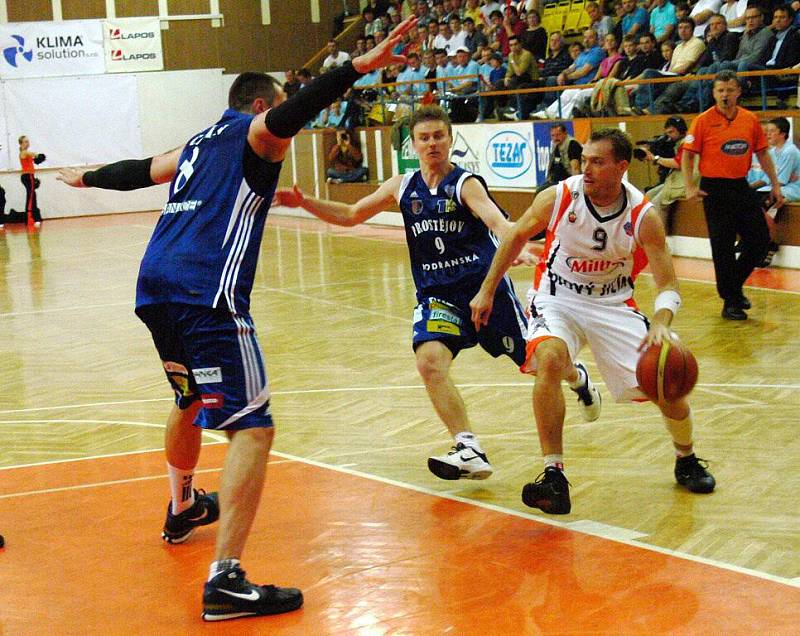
[111,49,157,62]
[109,28,122,39]
[486,130,532,180]
[111,49,122,60]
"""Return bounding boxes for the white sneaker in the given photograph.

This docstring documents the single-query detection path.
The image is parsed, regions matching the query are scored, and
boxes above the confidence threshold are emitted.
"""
[428,442,493,480]
[570,361,602,422]
[34,221,41,227]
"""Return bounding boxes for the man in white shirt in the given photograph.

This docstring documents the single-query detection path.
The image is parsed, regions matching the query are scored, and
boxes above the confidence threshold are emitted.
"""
[690,0,723,37]
[448,15,469,52]
[321,39,351,71]
[720,0,748,33]
[433,19,454,54]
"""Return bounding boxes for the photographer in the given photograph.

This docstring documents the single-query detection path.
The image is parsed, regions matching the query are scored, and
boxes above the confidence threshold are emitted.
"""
[636,117,695,232]
[326,129,368,184]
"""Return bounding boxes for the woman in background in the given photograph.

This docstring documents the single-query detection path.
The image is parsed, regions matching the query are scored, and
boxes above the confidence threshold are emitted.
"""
[18,135,45,227]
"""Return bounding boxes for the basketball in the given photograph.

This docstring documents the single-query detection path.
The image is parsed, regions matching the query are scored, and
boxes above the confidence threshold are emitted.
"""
[636,340,699,402]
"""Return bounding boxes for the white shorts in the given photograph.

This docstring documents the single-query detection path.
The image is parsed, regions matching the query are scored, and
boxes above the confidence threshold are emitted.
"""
[522,294,650,402]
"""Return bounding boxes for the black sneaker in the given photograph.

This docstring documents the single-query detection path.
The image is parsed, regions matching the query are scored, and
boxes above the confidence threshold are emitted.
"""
[202,566,303,621]
[721,303,747,320]
[758,242,778,268]
[730,294,751,310]
[674,454,716,493]
[162,489,219,544]
[521,467,571,514]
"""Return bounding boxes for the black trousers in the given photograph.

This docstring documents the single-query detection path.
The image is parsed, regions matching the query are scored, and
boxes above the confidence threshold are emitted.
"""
[21,173,41,223]
[700,177,769,302]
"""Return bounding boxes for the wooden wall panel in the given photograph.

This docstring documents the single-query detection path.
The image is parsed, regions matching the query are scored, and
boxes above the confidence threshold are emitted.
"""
[62,0,106,20]
[115,0,159,18]
[7,0,52,22]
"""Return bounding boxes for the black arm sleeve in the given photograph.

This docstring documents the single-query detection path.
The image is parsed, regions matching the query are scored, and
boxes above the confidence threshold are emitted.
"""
[265,61,363,139]
[82,157,156,191]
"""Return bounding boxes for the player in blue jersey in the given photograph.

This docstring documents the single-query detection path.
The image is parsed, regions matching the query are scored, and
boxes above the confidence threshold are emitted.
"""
[56,16,416,622]
[275,105,582,482]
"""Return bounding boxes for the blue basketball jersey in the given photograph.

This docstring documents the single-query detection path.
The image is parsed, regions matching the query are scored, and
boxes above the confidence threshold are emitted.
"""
[136,109,280,314]
[398,165,502,296]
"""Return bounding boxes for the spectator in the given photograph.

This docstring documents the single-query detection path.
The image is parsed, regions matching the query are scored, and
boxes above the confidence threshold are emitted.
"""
[541,31,573,80]
[18,135,44,227]
[422,49,437,79]
[397,51,429,97]
[327,129,367,183]
[448,15,469,51]
[364,7,382,37]
[681,70,781,320]
[621,0,650,37]
[537,123,582,191]
[463,17,488,58]
[544,28,605,107]
[402,24,424,55]
[352,37,368,58]
[283,69,301,98]
[448,45,481,121]
[315,97,347,128]
[498,4,526,56]
[638,33,667,72]
[720,0,748,33]
[747,116,800,265]
[322,39,351,71]
[434,47,455,96]
[521,10,548,60]
[650,0,678,43]
[477,50,506,121]
[481,0,504,26]
[641,116,692,231]
[587,1,616,40]
[486,10,505,53]
[634,17,705,112]
[414,0,432,27]
[504,35,541,118]
[654,13,738,113]
[464,0,483,25]
[618,34,644,79]
[296,67,313,90]
[755,6,800,81]
[433,19,453,54]
[689,0,722,38]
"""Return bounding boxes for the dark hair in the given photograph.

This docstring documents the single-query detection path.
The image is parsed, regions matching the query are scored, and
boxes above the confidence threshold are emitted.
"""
[713,69,741,88]
[769,117,790,138]
[508,35,520,44]
[639,32,656,43]
[464,16,474,24]
[409,104,453,138]
[675,1,690,12]
[678,17,696,29]
[550,123,568,133]
[589,128,633,162]
[774,5,795,19]
[407,51,420,60]
[297,67,312,78]
[664,116,688,135]
[490,9,503,19]
[228,72,281,111]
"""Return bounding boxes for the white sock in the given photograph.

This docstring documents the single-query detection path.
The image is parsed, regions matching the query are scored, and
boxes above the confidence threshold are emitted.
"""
[663,411,694,457]
[209,558,241,581]
[455,431,483,453]
[544,454,564,471]
[167,463,196,515]
[567,364,586,390]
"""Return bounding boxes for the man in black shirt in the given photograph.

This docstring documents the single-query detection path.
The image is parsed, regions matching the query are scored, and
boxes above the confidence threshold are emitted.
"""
[283,69,301,98]
[537,123,583,192]
[541,31,572,79]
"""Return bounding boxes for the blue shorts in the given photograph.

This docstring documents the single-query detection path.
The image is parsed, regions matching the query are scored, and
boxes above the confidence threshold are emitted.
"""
[412,276,528,366]
[136,303,273,430]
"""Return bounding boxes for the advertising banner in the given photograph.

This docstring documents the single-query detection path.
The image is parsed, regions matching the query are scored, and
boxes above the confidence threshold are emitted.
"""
[0,106,8,171]
[103,17,163,73]
[0,21,105,79]
[397,127,419,173]
[450,122,536,189]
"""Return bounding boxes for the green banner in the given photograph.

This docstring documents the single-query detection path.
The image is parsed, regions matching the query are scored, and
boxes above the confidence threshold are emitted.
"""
[397,127,419,174]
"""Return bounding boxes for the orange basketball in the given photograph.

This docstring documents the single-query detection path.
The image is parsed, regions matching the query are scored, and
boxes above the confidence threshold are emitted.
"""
[636,340,698,402]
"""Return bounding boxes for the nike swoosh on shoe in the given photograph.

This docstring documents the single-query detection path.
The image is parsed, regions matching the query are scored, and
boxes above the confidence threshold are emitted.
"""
[218,588,261,601]
[188,508,209,522]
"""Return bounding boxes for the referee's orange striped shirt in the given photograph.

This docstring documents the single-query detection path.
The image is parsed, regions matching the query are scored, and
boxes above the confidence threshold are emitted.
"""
[682,105,767,179]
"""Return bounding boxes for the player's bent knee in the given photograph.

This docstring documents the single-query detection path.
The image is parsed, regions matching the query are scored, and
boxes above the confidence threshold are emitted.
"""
[534,341,570,377]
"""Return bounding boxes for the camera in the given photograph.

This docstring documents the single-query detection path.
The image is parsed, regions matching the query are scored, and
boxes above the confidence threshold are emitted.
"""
[633,134,676,162]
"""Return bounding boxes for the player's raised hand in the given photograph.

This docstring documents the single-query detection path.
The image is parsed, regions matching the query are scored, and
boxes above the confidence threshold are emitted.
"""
[273,184,306,208]
[469,287,494,332]
[352,16,417,74]
[56,167,90,188]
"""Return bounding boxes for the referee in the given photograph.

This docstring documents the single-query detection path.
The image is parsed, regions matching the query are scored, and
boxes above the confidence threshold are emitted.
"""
[681,70,783,320]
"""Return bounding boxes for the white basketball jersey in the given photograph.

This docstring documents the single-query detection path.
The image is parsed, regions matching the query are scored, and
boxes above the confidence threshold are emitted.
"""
[534,175,652,306]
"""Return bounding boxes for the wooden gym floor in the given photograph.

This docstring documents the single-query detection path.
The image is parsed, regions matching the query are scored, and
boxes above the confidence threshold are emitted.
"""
[0,212,798,634]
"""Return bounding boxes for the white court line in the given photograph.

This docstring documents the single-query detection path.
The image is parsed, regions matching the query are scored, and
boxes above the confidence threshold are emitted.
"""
[1,381,799,417]
[0,300,132,318]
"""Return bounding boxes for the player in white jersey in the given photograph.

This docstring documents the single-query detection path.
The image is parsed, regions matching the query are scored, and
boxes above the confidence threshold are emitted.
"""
[470,128,716,515]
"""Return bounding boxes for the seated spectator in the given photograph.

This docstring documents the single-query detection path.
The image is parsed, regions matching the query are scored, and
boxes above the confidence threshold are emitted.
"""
[747,116,800,265]
[464,0,483,26]
[364,7,382,37]
[352,37,368,59]
[433,48,455,97]
[477,51,507,121]
[649,0,678,44]
[422,49,437,80]
[448,46,481,121]
[433,19,453,54]
[541,31,573,80]
[521,10,547,60]
[672,2,691,38]
[720,0,747,34]
[463,17,488,58]
[327,129,367,184]
[618,34,644,79]
[543,29,605,107]
[587,2,616,40]
[315,98,347,128]
[414,0,433,27]
[503,35,542,118]
[448,15,469,51]
[634,17,704,112]
[397,52,429,98]
[486,10,505,53]
[481,1,504,27]
[752,6,800,93]
[638,33,666,72]
[653,13,738,113]
[689,0,722,39]
[283,69,301,98]
[621,0,649,38]
[321,39,350,72]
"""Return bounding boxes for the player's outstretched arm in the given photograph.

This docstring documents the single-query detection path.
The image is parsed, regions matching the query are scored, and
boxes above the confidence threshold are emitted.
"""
[470,186,556,330]
[250,16,417,163]
[56,146,183,190]
[638,208,680,350]
[274,175,401,227]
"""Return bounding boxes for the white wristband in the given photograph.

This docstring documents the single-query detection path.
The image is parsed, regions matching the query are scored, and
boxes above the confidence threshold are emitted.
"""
[654,290,681,317]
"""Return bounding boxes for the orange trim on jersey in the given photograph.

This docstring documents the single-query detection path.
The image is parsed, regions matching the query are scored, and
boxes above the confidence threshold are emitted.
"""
[533,182,573,291]
[20,155,34,174]
[625,297,639,310]
[521,335,557,374]
[629,198,650,284]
